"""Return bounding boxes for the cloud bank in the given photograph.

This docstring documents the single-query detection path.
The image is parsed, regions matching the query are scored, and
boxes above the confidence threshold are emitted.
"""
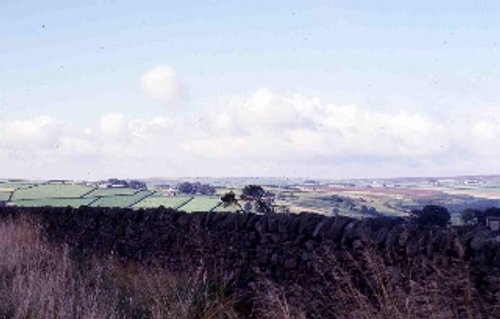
[140,65,183,104]
[0,88,498,179]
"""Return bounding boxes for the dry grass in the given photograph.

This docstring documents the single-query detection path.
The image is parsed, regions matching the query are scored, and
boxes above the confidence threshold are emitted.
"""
[0,217,238,319]
[251,247,499,319]
[0,217,497,319]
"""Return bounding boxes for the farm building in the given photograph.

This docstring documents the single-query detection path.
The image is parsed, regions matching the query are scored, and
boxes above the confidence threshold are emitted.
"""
[486,216,500,232]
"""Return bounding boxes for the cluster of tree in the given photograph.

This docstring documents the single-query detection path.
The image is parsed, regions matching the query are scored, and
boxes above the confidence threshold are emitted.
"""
[460,207,500,225]
[177,182,216,195]
[241,185,273,200]
[128,180,147,189]
[220,185,275,214]
[241,185,275,214]
[410,205,451,227]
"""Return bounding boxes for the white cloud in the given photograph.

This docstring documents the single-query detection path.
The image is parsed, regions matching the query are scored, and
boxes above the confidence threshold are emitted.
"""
[140,65,182,104]
[0,89,499,179]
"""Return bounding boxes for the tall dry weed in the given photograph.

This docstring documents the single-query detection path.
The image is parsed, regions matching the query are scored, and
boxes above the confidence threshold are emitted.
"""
[0,217,237,319]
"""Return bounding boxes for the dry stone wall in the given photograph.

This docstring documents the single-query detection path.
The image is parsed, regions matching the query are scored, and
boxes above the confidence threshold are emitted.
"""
[0,206,499,305]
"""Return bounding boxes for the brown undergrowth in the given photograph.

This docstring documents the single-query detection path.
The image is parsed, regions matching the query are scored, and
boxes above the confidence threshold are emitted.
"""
[0,217,497,319]
[250,245,498,319]
[0,217,238,319]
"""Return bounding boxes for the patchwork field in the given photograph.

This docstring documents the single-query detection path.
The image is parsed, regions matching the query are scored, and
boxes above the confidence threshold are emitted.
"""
[85,188,139,197]
[3,176,500,219]
[178,197,221,212]
[0,180,233,211]
[133,196,192,209]
[11,184,94,200]
[11,198,97,208]
[0,192,12,201]
[0,182,37,192]
[90,190,153,208]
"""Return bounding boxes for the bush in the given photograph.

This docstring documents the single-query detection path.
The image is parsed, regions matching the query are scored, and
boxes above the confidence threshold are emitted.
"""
[221,191,237,205]
[412,205,450,227]
[460,208,480,225]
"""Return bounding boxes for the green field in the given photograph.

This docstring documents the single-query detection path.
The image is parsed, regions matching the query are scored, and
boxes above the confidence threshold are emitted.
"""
[133,196,192,209]
[10,198,96,208]
[0,192,12,201]
[0,182,38,191]
[178,197,221,212]
[85,188,139,197]
[11,184,95,200]
[91,190,153,208]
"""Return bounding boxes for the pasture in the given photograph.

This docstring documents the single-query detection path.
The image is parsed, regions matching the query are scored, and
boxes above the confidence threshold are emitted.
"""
[90,190,154,208]
[0,192,12,201]
[11,184,95,200]
[85,188,139,197]
[0,182,234,212]
[133,196,192,209]
[178,197,221,212]
[10,198,97,208]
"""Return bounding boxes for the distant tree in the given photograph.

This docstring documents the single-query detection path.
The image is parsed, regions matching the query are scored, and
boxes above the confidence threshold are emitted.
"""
[198,184,216,195]
[332,208,340,217]
[178,182,196,194]
[128,180,146,189]
[241,185,267,200]
[243,201,253,212]
[178,182,216,195]
[460,208,480,225]
[412,205,450,227]
[360,205,379,217]
[256,199,273,214]
[221,191,237,205]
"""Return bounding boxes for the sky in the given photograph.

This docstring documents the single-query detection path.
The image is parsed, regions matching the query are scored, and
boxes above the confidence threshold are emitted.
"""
[1,1,500,179]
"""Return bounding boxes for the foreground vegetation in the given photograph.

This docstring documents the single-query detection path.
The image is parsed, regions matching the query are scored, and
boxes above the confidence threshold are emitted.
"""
[0,217,238,318]
[0,215,496,319]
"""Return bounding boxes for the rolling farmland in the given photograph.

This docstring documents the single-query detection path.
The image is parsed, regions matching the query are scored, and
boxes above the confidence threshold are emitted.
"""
[3,176,500,219]
[0,181,230,211]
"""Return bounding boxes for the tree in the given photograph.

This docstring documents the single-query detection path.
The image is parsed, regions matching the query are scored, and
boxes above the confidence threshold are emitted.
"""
[243,202,253,212]
[460,208,480,225]
[128,180,146,189]
[241,185,267,200]
[412,205,450,227]
[178,182,196,194]
[221,191,237,205]
[178,182,216,195]
[256,199,273,214]
[198,184,216,195]
[477,207,500,225]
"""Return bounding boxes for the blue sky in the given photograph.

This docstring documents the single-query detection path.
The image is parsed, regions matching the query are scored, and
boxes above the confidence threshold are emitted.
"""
[1,1,500,179]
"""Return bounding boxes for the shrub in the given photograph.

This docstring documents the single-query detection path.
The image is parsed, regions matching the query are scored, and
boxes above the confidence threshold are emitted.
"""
[412,205,450,227]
